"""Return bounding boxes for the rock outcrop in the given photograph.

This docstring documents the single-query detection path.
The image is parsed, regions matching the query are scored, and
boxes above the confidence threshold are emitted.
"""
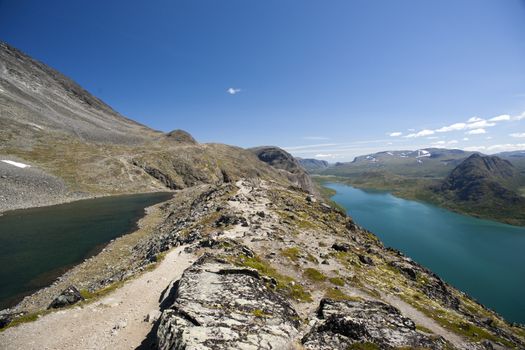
[302,299,451,349]
[249,146,315,193]
[156,254,300,349]
[164,129,198,144]
[48,286,84,309]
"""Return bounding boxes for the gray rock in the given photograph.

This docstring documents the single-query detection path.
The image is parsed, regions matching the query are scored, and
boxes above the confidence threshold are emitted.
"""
[157,254,300,349]
[48,285,84,309]
[302,299,452,349]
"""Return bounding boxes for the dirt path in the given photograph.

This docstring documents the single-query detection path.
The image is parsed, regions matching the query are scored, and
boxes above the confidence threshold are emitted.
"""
[380,293,469,349]
[0,246,195,350]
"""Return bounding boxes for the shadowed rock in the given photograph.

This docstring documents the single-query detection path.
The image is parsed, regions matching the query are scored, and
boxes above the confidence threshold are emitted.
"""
[302,299,452,349]
[48,286,84,309]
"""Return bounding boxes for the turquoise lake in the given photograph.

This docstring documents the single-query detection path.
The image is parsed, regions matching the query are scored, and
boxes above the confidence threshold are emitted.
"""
[0,192,173,310]
[326,182,525,324]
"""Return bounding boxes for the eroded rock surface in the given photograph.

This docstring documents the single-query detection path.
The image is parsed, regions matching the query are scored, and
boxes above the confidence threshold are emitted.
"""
[157,254,300,349]
[302,299,451,349]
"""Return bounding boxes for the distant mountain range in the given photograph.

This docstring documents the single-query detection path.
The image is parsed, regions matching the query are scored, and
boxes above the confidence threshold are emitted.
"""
[308,149,525,225]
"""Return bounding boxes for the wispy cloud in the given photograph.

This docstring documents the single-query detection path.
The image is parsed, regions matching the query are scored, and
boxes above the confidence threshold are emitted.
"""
[389,132,402,137]
[284,143,339,151]
[466,128,486,135]
[510,133,525,138]
[489,114,511,122]
[468,116,483,123]
[486,143,525,152]
[227,87,241,95]
[303,136,330,141]
[436,123,467,132]
[314,154,336,158]
[405,129,434,138]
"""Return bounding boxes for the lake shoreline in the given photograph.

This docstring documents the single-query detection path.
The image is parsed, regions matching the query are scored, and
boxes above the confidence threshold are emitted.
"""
[324,181,525,324]
[0,188,176,216]
[0,192,175,314]
[314,175,525,227]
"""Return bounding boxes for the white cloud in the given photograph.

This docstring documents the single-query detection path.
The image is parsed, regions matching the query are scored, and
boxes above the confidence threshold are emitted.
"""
[486,143,525,152]
[448,140,459,144]
[510,133,525,138]
[486,136,493,140]
[514,112,525,121]
[315,154,335,158]
[405,129,434,138]
[467,120,496,129]
[427,136,439,140]
[389,132,403,137]
[463,137,469,141]
[464,146,486,151]
[436,123,466,132]
[227,87,241,95]
[468,116,483,123]
[466,128,486,135]
[489,114,511,122]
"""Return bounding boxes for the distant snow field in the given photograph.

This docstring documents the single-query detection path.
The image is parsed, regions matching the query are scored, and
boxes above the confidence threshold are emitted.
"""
[1,160,31,168]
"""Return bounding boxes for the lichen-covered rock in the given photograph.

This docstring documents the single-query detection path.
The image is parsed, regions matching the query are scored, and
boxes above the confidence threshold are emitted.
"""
[302,299,452,349]
[156,254,300,349]
[48,285,84,309]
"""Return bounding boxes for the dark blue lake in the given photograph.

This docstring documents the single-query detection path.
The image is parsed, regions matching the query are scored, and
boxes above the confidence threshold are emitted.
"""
[0,192,173,310]
[326,182,525,324]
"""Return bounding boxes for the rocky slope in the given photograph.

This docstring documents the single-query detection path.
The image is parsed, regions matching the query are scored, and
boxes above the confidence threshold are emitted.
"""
[297,158,330,173]
[0,42,300,212]
[1,179,524,349]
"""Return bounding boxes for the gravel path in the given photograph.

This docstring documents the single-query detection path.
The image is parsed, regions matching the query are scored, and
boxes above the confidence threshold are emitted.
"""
[0,246,194,350]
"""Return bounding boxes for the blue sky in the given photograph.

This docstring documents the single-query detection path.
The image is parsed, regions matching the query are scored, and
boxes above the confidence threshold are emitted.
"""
[1,0,525,160]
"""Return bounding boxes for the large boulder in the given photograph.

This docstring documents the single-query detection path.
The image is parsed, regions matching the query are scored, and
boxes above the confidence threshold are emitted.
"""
[48,285,84,309]
[302,299,451,349]
[156,254,300,349]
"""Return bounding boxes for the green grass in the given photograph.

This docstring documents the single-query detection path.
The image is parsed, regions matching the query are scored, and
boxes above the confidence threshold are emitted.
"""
[303,268,327,282]
[251,309,272,318]
[347,342,380,350]
[281,247,301,261]
[0,311,50,331]
[234,254,313,302]
[325,288,362,302]
[328,277,345,286]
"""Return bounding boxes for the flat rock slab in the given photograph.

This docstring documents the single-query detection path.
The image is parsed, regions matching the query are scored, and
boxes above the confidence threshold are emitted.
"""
[157,254,300,349]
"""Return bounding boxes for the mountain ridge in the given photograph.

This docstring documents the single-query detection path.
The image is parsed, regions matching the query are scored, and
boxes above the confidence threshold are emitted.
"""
[1,42,524,349]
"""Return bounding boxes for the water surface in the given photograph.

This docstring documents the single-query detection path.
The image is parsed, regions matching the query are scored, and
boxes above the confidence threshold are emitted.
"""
[326,183,525,324]
[0,192,173,309]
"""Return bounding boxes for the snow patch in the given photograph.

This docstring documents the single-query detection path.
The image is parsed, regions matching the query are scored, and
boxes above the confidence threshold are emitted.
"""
[416,149,431,158]
[386,152,394,156]
[1,160,31,168]
[27,122,43,130]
